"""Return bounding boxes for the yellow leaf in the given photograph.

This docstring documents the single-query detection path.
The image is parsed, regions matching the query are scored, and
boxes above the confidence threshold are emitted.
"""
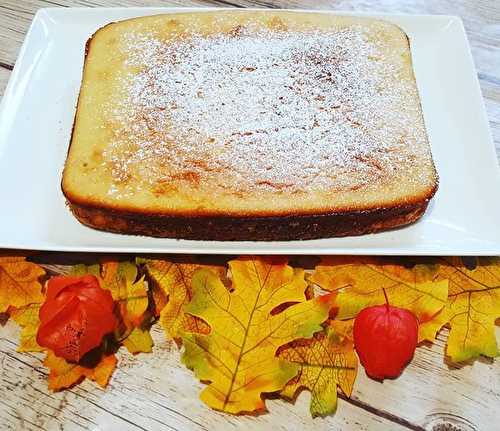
[71,261,149,328]
[100,261,148,327]
[44,351,117,391]
[140,258,224,340]
[279,320,357,417]
[9,303,43,352]
[123,327,154,354]
[309,256,448,322]
[0,256,45,313]
[71,263,100,277]
[71,261,154,353]
[71,260,149,329]
[181,257,335,414]
[419,257,500,362]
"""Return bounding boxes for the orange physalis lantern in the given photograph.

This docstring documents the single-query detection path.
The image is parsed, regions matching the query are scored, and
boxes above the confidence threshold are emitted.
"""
[37,275,117,362]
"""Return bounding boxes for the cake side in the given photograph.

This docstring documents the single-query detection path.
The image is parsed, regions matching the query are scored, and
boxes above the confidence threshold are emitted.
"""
[68,198,430,241]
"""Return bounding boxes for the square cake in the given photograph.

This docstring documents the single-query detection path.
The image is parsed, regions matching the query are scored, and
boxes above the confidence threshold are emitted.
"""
[62,11,437,240]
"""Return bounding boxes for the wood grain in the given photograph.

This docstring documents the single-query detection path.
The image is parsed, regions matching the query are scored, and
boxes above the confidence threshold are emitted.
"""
[3,318,499,431]
[0,67,10,97]
[1,321,406,431]
[0,1,500,430]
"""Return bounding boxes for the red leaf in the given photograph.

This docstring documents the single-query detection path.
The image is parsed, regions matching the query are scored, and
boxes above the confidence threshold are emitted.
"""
[353,304,418,380]
[37,275,117,362]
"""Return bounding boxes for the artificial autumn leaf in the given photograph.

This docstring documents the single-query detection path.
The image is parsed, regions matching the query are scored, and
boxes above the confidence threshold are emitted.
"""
[278,320,357,417]
[354,304,418,380]
[122,327,154,354]
[139,258,225,340]
[100,261,148,328]
[0,256,45,313]
[309,256,448,322]
[72,261,152,350]
[71,263,100,277]
[9,303,43,352]
[419,257,500,362]
[181,257,335,414]
[44,351,117,391]
[37,275,118,362]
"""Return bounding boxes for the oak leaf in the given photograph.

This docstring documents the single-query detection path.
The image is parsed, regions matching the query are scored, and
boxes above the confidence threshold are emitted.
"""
[181,257,335,414]
[139,258,225,340]
[44,351,117,391]
[278,320,357,417]
[419,257,500,362]
[72,261,154,354]
[0,256,45,313]
[100,261,148,328]
[71,263,100,277]
[73,261,149,328]
[309,256,448,322]
[122,327,154,354]
[9,303,43,352]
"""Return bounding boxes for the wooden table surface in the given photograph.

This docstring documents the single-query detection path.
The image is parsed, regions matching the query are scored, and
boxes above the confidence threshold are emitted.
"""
[1,1,499,431]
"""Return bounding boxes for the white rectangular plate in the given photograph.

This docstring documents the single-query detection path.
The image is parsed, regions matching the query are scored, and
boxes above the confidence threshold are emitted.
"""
[1,7,499,255]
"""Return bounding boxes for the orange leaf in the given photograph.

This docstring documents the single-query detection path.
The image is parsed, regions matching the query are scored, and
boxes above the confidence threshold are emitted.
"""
[420,257,500,362]
[0,256,45,313]
[44,351,117,391]
[139,258,224,340]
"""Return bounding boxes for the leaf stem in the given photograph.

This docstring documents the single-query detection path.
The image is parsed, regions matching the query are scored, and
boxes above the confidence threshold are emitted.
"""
[382,288,390,310]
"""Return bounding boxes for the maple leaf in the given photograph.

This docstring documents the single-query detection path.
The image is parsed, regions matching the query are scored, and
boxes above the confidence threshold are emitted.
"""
[44,351,117,391]
[278,320,357,417]
[122,327,154,354]
[419,257,500,362]
[139,258,225,340]
[309,256,448,322]
[181,257,335,414]
[0,256,45,313]
[9,303,43,352]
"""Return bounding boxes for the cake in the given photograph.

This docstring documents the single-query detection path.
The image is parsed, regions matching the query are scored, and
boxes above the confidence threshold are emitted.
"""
[62,11,438,240]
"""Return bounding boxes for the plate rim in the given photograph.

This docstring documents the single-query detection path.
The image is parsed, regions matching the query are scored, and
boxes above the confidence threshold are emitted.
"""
[1,7,499,255]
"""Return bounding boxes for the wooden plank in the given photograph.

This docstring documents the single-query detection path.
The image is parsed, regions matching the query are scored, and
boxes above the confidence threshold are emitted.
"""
[1,321,406,431]
[3,317,500,431]
[0,67,10,98]
[0,0,234,68]
[0,0,500,429]
[481,76,500,162]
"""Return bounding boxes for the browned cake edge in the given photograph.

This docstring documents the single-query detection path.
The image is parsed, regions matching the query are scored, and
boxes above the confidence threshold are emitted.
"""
[67,192,434,241]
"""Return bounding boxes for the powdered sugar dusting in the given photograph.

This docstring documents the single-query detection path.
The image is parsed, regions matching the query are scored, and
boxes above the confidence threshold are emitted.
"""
[103,23,428,196]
